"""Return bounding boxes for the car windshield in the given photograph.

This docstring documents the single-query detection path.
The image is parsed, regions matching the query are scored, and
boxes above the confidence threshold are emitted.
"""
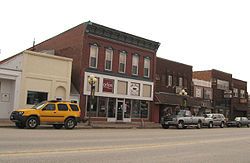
[177,110,186,116]
[235,117,241,121]
[32,101,46,110]
[206,114,213,118]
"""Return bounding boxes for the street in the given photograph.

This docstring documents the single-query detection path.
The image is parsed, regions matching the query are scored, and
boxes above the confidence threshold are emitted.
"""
[0,127,250,163]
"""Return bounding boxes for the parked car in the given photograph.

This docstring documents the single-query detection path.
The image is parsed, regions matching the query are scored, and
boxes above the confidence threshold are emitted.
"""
[203,114,226,128]
[227,117,250,128]
[161,110,205,129]
[10,100,81,129]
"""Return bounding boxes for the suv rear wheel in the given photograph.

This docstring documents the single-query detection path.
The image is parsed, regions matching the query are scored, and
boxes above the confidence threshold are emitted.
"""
[53,124,63,129]
[64,118,76,129]
[177,121,184,129]
[26,116,39,129]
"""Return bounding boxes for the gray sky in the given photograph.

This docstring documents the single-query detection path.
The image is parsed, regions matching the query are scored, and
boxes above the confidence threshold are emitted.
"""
[1,0,250,91]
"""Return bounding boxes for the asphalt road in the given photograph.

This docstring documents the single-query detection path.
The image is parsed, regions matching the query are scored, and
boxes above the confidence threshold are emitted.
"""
[0,127,250,163]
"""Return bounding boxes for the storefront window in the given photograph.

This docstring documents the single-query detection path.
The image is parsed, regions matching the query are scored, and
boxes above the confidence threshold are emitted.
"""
[131,100,140,118]
[98,97,108,117]
[108,98,116,118]
[124,99,131,118]
[87,96,98,117]
[140,101,149,118]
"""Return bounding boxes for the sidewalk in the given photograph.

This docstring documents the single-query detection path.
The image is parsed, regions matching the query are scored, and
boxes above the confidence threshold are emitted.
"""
[0,119,161,129]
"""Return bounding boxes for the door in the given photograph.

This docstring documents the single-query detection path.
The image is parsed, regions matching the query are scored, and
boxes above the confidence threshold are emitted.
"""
[117,100,124,121]
[39,103,57,123]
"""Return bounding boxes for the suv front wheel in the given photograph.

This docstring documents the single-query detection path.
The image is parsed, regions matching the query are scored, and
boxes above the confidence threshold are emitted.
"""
[64,118,76,129]
[26,116,39,129]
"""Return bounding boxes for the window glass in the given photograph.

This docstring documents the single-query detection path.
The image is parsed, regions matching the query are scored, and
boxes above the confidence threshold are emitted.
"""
[130,83,140,96]
[131,100,140,118]
[70,104,79,111]
[132,55,139,75]
[98,97,108,117]
[124,99,131,118]
[240,89,245,98]
[168,75,173,86]
[233,88,238,97]
[43,104,55,111]
[144,58,150,77]
[117,81,128,95]
[58,104,69,111]
[108,98,116,118]
[119,52,126,73]
[26,91,48,105]
[204,88,212,100]
[143,84,151,97]
[179,77,183,87]
[140,101,149,118]
[105,49,113,70]
[89,45,98,68]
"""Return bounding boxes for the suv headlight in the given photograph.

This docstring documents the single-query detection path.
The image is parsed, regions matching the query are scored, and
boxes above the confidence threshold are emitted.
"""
[18,111,24,115]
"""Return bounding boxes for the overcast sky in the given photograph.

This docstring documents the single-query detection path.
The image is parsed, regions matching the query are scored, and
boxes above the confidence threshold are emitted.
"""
[1,0,250,90]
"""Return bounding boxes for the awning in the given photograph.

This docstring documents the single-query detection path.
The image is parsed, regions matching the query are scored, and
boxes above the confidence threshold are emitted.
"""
[154,92,204,108]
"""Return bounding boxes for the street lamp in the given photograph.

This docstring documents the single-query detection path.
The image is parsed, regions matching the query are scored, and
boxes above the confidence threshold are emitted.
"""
[88,74,97,126]
[179,89,188,109]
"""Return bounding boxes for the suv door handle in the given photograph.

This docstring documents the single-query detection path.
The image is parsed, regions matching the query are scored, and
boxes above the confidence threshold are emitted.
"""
[54,112,56,113]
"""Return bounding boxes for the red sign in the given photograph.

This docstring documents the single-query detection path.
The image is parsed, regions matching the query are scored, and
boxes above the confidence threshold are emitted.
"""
[103,78,114,93]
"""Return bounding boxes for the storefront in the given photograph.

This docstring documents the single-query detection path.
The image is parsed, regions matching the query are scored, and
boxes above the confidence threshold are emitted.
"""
[83,71,153,122]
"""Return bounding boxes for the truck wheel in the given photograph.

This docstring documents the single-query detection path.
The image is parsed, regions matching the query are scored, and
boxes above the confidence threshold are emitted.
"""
[26,116,39,129]
[15,122,25,129]
[64,118,76,129]
[161,124,169,129]
[208,122,213,128]
[53,124,63,129]
[197,121,202,129]
[177,121,184,129]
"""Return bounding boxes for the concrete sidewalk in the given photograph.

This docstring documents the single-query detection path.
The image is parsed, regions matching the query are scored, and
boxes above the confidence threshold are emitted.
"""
[0,119,161,129]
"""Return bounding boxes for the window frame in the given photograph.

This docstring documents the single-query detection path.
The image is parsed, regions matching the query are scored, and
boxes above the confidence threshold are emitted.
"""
[178,77,183,87]
[132,54,139,76]
[143,57,150,78]
[105,48,113,71]
[57,104,69,111]
[168,75,173,86]
[119,51,127,73]
[89,44,99,68]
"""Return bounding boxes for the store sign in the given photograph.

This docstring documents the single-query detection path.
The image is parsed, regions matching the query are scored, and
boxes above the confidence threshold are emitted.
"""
[103,78,114,93]
[130,83,140,96]
[240,99,247,104]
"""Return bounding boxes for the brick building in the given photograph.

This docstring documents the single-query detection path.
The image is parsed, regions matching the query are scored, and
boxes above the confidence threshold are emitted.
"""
[30,21,160,123]
[193,69,248,119]
[153,57,202,122]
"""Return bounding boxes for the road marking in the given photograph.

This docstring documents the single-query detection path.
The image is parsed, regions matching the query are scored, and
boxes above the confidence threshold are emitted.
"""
[0,136,249,157]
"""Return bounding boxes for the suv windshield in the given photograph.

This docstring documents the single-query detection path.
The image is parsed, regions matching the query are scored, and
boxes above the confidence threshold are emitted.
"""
[206,114,213,118]
[32,101,46,110]
[235,117,241,121]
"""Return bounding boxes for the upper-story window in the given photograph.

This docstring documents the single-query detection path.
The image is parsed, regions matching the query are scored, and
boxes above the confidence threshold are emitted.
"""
[89,44,98,68]
[144,57,150,78]
[168,75,173,86]
[119,51,127,73]
[233,88,238,97]
[132,54,139,75]
[179,77,183,87]
[217,79,229,90]
[105,48,113,71]
[240,89,245,98]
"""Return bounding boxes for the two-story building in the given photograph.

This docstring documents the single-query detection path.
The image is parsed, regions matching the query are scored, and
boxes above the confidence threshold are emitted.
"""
[31,21,160,123]
[193,69,248,119]
[153,57,202,122]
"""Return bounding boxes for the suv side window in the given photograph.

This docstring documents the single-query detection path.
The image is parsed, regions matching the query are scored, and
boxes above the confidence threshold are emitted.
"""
[58,104,69,111]
[43,104,55,111]
[70,104,79,111]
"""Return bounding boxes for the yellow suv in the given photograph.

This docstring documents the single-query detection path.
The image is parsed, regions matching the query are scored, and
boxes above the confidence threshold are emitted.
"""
[10,100,81,129]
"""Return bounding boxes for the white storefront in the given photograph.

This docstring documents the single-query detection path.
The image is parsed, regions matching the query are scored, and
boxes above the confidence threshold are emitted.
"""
[84,72,154,122]
[0,68,21,119]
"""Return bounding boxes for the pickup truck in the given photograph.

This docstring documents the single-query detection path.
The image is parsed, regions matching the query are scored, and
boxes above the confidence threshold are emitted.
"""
[161,110,205,129]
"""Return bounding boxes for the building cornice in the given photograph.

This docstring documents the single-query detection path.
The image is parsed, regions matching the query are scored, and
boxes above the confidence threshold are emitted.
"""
[85,21,160,52]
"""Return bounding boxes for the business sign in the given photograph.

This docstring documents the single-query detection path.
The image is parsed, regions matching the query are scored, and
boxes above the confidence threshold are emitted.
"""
[103,78,114,93]
[130,82,140,96]
[240,99,247,104]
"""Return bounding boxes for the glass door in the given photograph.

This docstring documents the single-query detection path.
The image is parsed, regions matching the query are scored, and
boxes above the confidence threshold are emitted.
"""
[116,100,124,121]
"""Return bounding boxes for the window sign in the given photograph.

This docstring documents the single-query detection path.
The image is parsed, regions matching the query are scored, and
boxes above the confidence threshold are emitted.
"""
[103,78,114,93]
[130,82,140,96]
